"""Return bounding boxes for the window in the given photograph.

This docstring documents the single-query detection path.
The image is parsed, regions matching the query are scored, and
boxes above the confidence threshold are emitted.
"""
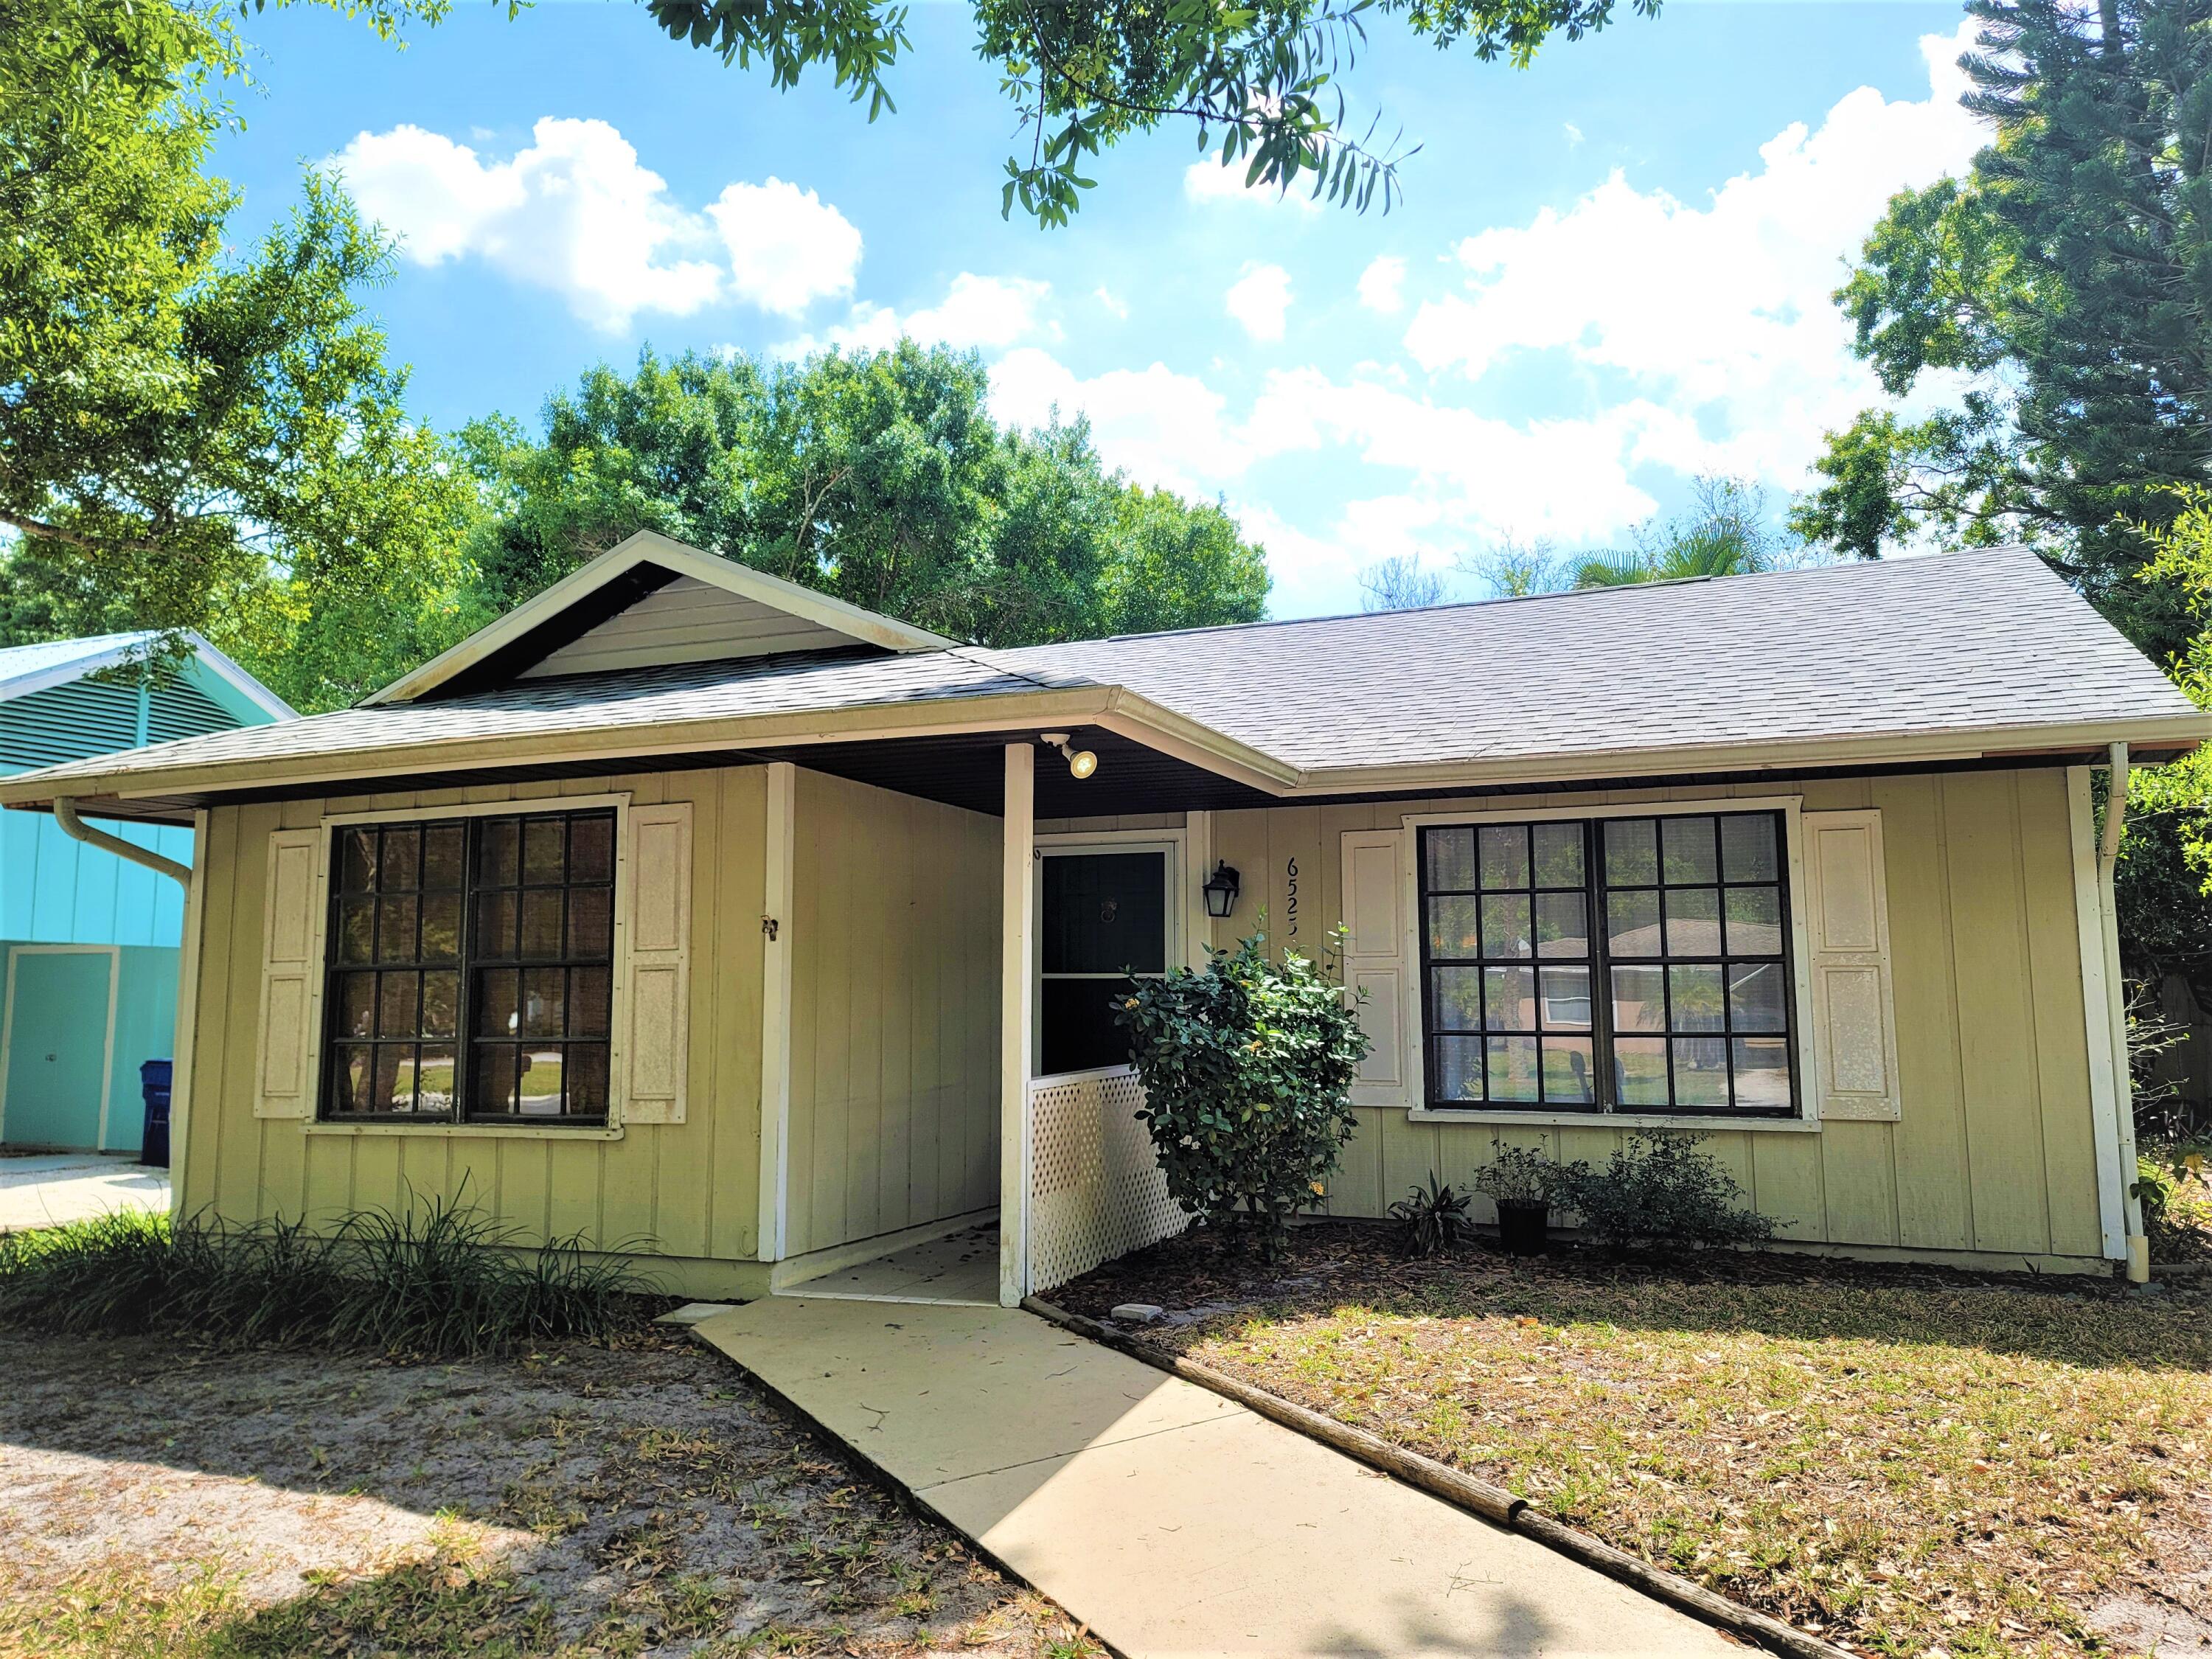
[323,810,616,1124]
[1419,811,1797,1116]
[1037,849,1170,1076]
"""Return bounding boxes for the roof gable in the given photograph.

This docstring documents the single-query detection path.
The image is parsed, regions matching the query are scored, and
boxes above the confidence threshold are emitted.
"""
[369,531,959,705]
[0,631,294,724]
[0,631,294,774]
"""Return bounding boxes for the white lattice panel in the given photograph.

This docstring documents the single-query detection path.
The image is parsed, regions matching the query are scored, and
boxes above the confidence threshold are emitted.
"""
[1027,1068,1184,1293]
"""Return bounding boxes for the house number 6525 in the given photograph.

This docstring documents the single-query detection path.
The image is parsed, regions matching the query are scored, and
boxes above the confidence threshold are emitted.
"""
[1285,856,1299,940]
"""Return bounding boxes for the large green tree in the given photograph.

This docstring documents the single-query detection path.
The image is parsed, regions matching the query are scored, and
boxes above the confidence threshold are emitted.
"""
[1791,0,2212,986]
[644,0,1660,225]
[0,0,477,712]
[1791,0,2212,663]
[459,343,1270,646]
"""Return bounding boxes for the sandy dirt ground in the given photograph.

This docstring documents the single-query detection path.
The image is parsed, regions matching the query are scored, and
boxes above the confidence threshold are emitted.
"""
[0,1326,1096,1657]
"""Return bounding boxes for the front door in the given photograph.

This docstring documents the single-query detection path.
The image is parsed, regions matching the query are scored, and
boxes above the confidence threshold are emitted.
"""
[1,949,115,1150]
[1037,848,1172,1077]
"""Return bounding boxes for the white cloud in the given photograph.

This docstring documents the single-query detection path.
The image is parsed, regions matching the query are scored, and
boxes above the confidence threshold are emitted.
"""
[1226,263,1294,342]
[987,346,1665,556]
[990,347,1251,494]
[330,120,860,331]
[1357,256,1406,315]
[784,273,1057,358]
[984,26,1994,616]
[1401,19,1985,484]
[705,178,860,316]
[1094,286,1130,321]
[332,119,722,331]
[1563,122,1585,147]
[1183,159,1321,212]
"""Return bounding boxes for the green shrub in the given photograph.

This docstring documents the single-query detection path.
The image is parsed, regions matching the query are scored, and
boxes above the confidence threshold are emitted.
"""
[1117,929,1369,1259]
[1472,1144,1576,1209]
[1554,1133,1778,1252]
[2134,1152,2180,1231]
[0,1194,644,1357]
[1388,1174,1475,1257]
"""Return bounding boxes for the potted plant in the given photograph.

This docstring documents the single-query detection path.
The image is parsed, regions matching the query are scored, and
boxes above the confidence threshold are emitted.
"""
[1473,1145,1565,1256]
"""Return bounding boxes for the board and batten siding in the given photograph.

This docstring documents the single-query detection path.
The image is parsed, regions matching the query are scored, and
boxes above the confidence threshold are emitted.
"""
[1207,768,2112,1268]
[782,770,1001,1259]
[178,766,771,1298]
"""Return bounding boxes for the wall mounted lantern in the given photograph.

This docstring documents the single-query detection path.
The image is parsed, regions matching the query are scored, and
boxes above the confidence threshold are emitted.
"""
[1201,860,1242,919]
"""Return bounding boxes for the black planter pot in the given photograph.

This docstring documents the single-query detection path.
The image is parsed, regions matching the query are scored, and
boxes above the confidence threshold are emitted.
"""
[1495,1198,1550,1256]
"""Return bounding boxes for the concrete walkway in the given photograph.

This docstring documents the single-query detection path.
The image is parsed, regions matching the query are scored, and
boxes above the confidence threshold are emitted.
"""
[693,1296,1736,1658]
[0,1155,169,1234]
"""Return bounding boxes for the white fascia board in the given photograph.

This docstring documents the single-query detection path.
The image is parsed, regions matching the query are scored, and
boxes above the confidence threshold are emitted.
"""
[364,529,957,706]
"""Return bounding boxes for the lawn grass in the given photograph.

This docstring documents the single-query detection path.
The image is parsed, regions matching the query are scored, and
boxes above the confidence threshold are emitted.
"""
[1059,1228,2212,1658]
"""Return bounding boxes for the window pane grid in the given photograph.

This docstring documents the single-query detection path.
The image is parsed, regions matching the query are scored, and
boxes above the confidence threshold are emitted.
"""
[465,813,615,1124]
[1421,822,1597,1112]
[321,810,614,1126]
[1420,813,1795,1118]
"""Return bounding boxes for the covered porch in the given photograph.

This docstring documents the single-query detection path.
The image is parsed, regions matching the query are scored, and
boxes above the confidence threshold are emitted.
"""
[752,725,1254,1310]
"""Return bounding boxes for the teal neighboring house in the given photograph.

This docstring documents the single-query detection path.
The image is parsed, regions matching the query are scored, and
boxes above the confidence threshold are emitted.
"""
[0,633,294,1154]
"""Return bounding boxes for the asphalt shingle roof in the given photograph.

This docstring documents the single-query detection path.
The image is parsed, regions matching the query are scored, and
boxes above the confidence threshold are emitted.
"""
[0,546,2199,801]
[975,545,2201,771]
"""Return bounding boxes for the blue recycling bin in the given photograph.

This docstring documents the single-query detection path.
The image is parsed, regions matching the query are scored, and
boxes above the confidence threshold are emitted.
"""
[139,1060,173,1169]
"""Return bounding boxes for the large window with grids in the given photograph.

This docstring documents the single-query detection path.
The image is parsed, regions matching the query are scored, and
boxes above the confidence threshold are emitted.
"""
[1419,810,1798,1116]
[321,809,616,1124]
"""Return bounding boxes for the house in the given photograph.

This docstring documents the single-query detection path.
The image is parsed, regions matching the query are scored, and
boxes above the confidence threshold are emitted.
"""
[1,633,294,1155]
[0,532,2197,1295]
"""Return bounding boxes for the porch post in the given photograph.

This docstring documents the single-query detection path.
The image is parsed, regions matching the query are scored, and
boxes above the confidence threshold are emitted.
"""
[999,741,1035,1307]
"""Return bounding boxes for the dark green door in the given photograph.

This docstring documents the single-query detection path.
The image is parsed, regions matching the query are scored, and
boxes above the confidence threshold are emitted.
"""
[3,950,113,1150]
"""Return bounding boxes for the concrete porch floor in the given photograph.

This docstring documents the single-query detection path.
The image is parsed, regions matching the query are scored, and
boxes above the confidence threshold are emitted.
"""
[778,1224,1001,1306]
[693,1295,1736,1658]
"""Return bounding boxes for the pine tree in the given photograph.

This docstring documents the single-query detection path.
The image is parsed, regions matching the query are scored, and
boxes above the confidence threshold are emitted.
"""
[1793,0,2212,661]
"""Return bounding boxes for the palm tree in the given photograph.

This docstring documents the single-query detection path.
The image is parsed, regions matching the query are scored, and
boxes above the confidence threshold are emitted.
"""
[1573,476,1800,588]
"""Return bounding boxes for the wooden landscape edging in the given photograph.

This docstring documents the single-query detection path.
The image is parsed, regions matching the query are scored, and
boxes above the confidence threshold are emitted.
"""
[1022,1295,1863,1659]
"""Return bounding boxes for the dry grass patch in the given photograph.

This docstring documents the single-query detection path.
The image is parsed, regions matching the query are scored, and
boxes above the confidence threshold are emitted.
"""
[0,1327,1101,1658]
[1060,1225,2212,1658]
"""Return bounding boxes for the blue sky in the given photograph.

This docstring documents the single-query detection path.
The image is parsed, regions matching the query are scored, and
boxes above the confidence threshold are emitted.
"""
[220,0,1978,618]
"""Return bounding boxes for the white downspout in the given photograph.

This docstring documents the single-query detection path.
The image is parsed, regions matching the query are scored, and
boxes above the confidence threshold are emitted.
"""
[53,798,195,1206]
[2093,745,2151,1283]
[54,797,191,888]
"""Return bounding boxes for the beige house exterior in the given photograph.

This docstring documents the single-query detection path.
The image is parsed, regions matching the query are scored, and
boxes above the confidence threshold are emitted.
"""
[3,532,2200,1300]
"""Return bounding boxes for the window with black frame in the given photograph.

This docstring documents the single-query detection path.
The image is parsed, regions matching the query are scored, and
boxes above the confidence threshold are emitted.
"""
[1419,811,1796,1116]
[1037,849,1169,1076]
[323,809,616,1124]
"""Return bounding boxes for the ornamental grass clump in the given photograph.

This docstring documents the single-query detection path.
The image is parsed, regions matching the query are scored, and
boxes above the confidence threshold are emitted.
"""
[1116,928,1369,1260]
[1387,1174,1475,1258]
[0,1191,644,1357]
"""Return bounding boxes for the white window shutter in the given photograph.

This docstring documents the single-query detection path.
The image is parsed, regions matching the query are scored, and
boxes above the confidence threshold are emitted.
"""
[622,802,692,1124]
[1801,809,1902,1121]
[255,827,324,1119]
[1340,828,1411,1107]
